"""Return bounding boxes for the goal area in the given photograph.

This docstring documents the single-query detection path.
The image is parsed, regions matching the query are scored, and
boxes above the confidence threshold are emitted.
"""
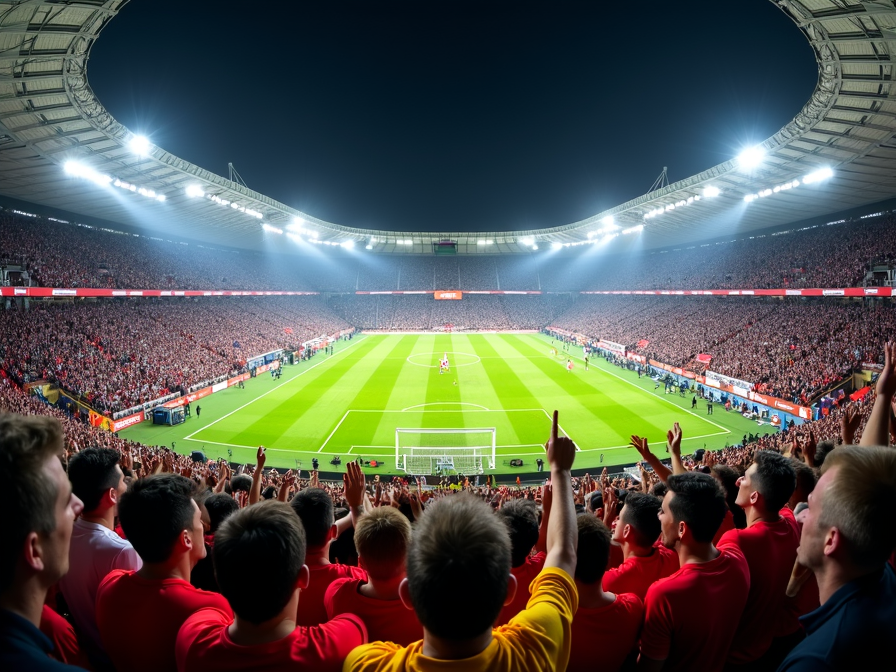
[395,427,497,475]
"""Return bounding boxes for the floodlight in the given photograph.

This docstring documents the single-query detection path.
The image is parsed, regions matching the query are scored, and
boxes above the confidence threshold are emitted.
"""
[365,244,373,250]
[703,185,721,198]
[737,146,765,170]
[622,225,644,235]
[551,242,563,250]
[531,244,538,250]
[185,185,205,198]
[262,223,283,234]
[803,167,834,184]
[129,135,151,157]
[601,215,615,227]
[342,240,355,249]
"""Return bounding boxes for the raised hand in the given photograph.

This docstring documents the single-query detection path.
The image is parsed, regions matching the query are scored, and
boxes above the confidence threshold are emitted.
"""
[343,461,366,509]
[876,341,896,399]
[666,422,683,457]
[545,411,576,472]
[840,404,861,445]
[629,435,654,462]
[256,445,266,470]
[409,492,424,521]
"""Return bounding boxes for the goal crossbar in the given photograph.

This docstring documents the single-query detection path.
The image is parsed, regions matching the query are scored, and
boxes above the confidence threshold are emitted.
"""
[395,427,497,474]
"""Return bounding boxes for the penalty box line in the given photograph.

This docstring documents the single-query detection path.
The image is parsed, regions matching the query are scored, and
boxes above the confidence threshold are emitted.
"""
[184,335,368,443]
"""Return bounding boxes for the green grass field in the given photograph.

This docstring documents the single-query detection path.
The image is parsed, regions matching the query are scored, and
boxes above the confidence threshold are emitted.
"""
[121,333,774,475]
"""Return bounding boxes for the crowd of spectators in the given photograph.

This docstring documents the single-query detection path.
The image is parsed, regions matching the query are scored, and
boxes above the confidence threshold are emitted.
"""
[5,354,896,671]
[0,298,350,413]
[5,208,896,294]
[553,296,895,403]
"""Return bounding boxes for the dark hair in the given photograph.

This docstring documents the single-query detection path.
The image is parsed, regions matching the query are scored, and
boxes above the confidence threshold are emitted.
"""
[575,516,612,585]
[667,473,728,544]
[790,459,817,499]
[814,440,837,468]
[407,494,510,639]
[214,501,306,624]
[496,499,540,567]
[67,448,120,512]
[204,493,239,534]
[620,492,661,547]
[229,474,253,493]
[118,475,196,563]
[650,481,668,499]
[0,414,63,593]
[289,488,334,548]
[752,450,796,513]
[262,485,277,500]
[588,491,604,512]
[712,465,746,529]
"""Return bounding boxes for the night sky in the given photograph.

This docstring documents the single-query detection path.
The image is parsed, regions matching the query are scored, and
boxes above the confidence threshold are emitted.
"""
[88,1,819,233]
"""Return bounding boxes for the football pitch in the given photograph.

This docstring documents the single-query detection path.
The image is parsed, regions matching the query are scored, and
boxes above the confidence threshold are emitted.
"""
[121,333,773,476]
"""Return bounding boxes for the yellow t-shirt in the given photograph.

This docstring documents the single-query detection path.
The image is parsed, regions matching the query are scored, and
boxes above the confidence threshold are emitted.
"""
[343,567,577,672]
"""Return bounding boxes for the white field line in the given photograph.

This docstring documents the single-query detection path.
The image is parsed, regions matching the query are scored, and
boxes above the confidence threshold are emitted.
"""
[184,335,367,441]
[402,402,490,411]
[317,411,351,453]
[534,335,731,436]
[537,407,577,450]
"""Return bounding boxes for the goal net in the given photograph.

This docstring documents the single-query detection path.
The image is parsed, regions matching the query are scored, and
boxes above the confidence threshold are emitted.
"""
[396,427,497,475]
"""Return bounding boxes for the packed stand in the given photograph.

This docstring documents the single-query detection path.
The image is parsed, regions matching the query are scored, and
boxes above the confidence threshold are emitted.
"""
[0,297,351,414]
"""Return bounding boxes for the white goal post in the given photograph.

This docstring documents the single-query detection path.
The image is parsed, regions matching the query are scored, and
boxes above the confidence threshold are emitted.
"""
[395,427,497,475]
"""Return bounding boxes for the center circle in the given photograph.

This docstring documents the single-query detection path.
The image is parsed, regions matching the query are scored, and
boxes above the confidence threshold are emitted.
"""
[406,351,482,368]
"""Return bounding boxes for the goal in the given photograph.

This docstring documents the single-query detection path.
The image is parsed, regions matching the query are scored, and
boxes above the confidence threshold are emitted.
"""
[396,427,497,475]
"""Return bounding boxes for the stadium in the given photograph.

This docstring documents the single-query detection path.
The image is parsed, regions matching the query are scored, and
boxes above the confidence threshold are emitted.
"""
[2,1,896,670]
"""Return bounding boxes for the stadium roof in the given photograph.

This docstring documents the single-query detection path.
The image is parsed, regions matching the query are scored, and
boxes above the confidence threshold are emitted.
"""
[1,0,896,254]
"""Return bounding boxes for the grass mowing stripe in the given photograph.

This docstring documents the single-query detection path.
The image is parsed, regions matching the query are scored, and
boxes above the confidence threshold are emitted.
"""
[496,334,648,443]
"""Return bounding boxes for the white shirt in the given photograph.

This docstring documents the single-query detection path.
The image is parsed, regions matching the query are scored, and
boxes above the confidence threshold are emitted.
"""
[59,517,142,660]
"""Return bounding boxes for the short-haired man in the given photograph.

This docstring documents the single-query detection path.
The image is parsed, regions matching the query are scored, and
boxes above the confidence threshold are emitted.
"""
[345,410,579,671]
[0,413,84,671]
[638,472,750,671]
[718,450,798,668]
[494,498,546,625]
[290,463,367,626]
[176,501,367,671]
[190,492,239,592]
[324,506,423,645]
[569,516,643,672]
[96,474,231,672]
[779,445,896,671]
[603,492,679,599]
[59,447,142,668]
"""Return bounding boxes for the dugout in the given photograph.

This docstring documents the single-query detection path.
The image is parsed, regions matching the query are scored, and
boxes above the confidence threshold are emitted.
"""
[152,406,185,426]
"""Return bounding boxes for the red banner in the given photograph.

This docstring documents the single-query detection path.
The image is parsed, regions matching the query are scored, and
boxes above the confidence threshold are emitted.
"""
[696,354,713,363]
[163,386,212,408]
[434,291,463,300]
[637,339,649,348]
[111,411,145,432]
[579,287,891,297]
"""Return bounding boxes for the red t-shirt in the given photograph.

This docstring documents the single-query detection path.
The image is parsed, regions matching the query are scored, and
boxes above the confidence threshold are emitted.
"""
[97,569,232,672]
[712,508,735,546]
[296,563,367,627]
[40,604,90,668]
[176,606,367,672]
[719,507,800,663]
[495,552,546,626]
[640,546,750,672]
[602,545,680,600]
[568,592,644,672]
[324,578,423,646]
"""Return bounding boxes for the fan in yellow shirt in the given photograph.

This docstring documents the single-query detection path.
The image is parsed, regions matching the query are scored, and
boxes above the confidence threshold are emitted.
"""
[344,410,579,672]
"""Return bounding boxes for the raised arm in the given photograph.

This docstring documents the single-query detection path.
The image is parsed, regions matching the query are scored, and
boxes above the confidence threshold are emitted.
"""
[342,461,366,530]
[861,341,896,446]
[544,410,577,577]
[631,435,672,483]
[248,446,266,505]
[667,422,686,475]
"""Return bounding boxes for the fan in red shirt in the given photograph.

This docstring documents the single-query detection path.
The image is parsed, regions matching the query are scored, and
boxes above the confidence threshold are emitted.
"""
[569,515,643,672]
[290,464,368,627]
[96,474,232,672]
[494,498,547,625]
[719,450,800,669]
[176,501,366,672]
[603,492,679,599]
[324,506,423,645]
[638,472,750,672]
